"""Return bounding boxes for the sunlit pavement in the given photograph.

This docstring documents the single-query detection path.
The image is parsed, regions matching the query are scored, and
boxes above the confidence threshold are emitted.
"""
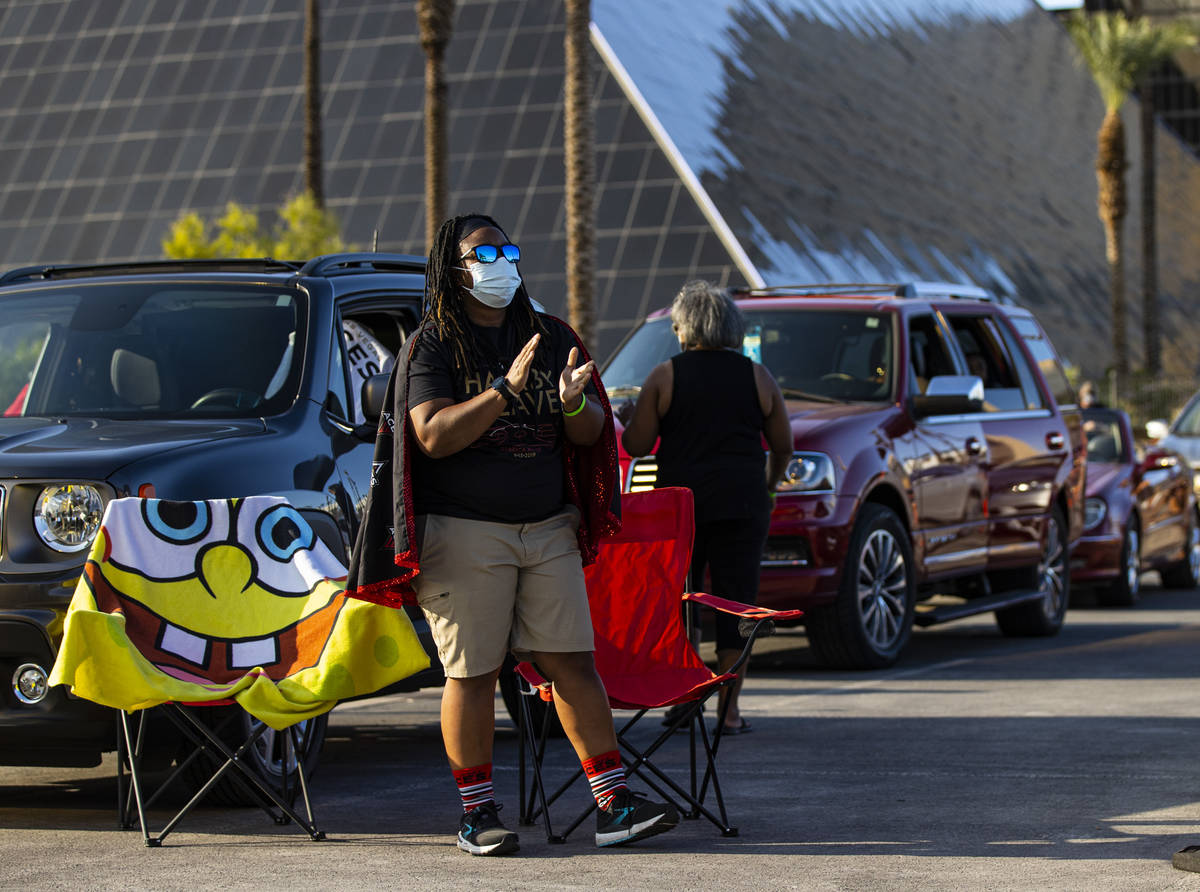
[4,580,1200,890]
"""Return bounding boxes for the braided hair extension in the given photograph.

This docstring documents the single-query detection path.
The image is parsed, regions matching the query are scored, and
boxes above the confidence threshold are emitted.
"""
[423,213,548,377]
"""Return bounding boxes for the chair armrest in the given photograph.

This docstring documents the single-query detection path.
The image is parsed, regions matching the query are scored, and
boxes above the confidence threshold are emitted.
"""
[682,590,804,622]
[515,661,554,701]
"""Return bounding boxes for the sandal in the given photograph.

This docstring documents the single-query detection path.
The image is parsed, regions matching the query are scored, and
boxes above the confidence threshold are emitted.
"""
[716,718,753,736]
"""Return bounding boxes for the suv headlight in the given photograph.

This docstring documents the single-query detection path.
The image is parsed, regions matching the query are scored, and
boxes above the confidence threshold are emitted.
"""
[776,452,835,494]
[1084,497,1107,531]
[33,484,105,552]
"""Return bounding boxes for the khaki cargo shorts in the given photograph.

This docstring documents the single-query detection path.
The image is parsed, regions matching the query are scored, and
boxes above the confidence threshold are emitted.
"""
[411,506,594,678]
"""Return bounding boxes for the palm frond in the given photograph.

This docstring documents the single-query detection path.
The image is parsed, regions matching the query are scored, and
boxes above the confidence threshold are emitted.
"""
[1065,11,1197,112]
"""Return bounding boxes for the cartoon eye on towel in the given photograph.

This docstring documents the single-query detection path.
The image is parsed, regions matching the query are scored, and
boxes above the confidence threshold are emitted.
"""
[90,497,350,684]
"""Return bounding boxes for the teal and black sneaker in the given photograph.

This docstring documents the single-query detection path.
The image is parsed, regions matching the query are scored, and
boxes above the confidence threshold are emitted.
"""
[595,789,679,847]
[457,802,519,856]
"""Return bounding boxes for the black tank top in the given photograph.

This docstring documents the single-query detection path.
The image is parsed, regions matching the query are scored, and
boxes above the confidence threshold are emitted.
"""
[655,350,768,522]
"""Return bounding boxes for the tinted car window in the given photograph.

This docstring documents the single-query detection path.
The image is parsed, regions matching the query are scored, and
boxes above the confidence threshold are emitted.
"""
[603,317,678,397]
[945,314,1039,412]
[604,309,895,403]
[1,283,305,419]
[1172,396,1200,436]
[752,310,893,402]
[1083,407,1127,463]
[907,313,958,395]
[1009,315,1074,408]
[0,319,49,416]
[994,317,1048,410]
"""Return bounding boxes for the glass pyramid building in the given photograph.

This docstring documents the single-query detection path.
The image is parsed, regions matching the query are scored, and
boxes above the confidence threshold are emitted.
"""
[0,0,1197,371]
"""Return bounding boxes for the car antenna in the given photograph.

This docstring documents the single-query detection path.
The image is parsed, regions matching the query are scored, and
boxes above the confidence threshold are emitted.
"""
[372,230,379,252]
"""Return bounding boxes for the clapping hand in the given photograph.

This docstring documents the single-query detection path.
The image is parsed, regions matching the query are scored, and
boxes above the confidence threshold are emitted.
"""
[559,346,595,413]
[505,333,540,393]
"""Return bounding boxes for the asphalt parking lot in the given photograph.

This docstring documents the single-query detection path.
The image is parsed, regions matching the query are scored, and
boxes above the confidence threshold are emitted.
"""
[5,581,1200,891]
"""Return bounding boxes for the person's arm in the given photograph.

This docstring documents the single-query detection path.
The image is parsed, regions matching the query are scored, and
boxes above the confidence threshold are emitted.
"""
[409,334,540,459]
[620,361,672,456]
[757,363,792,490]
[559,346,605,446]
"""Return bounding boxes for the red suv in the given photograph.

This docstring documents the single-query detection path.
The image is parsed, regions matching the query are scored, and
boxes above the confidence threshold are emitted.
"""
[603,283,1085,669]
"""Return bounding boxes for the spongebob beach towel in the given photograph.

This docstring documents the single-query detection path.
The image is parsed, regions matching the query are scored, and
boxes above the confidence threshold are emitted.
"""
[49,495,429,730]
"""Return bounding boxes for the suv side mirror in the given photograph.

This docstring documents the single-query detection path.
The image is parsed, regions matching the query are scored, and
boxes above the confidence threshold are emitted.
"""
[911,375,984,418]
[361,372,389,423]
[1145,418,1169,442]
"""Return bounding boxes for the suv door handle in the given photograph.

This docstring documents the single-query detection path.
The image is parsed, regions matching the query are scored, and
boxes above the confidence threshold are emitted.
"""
[966,436,984,456]
[1046,431,1065,450]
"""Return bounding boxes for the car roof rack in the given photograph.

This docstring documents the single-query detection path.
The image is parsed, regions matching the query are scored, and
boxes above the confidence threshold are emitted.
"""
[298,253,426,277]
[732,282,898,297]
[0,253,428,286]
[893,281,997,302]
[0,258,304,285]
[731,281,1000,302]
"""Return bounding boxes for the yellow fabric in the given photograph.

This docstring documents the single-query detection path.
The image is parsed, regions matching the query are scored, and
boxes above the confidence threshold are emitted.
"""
[49,496,429,730]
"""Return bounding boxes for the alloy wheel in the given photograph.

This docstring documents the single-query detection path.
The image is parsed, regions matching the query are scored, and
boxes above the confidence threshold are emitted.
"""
[1039,517,1066,617]
[248,718,307,780]
[856,528,909,651]
[1188,522,1200,582]
[1124,527,1141,597]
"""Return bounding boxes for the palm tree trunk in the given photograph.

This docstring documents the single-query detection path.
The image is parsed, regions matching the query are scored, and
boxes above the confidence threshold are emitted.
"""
[564,0,595,349]
[303,0,324,208]
[423,48,448,249]
[1097,108,1129,383]
[419,0,455,250]
[1139,76,1159,375]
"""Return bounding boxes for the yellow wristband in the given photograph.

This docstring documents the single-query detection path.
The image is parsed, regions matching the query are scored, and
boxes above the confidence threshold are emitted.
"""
[563,393,587,417]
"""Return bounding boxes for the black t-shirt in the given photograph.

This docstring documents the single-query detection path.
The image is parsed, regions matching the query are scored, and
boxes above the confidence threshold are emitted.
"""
[406,313,596,523]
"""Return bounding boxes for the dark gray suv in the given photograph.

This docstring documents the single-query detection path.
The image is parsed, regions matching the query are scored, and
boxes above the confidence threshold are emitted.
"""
[0,254,440,779]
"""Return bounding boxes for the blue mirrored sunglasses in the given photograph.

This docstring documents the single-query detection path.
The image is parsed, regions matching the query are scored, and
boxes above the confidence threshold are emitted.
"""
[462,243,520,264]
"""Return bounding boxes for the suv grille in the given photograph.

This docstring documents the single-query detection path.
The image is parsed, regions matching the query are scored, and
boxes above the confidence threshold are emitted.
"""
[627,456,658,492]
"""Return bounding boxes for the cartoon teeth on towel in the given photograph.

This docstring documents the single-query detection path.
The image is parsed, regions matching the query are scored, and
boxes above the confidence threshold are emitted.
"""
[50,496,429,728]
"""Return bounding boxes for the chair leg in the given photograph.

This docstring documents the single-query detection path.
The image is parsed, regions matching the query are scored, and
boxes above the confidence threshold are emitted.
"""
[120,704,326,846]
[691,719,737,837]
[167,710,280,818]
[288,724,318,828]
[616,705,738,837]
[116,710,130,829]
[170,706,325,841]
[516,684,565,843]
[117,709,157,846]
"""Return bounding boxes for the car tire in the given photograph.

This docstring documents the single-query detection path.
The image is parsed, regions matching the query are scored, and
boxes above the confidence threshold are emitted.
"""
[179,705,328,807]
[995,507,1069,637]
[497,654,566,739]
[1161,510,1200,590]
[1096,521,1141,607]
[806,503,914,670]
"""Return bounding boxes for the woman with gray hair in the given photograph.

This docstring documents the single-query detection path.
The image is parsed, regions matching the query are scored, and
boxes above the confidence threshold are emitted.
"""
[620,281,792,734]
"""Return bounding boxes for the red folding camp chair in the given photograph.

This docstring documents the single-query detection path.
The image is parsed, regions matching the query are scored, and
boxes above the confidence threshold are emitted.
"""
[515,486,803,841]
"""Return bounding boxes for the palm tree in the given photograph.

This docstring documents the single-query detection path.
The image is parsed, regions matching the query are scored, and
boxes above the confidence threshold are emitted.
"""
[1065,11,1194,385]
[418,0,456,250]
[564,0,595,349]
[303,0,324,208]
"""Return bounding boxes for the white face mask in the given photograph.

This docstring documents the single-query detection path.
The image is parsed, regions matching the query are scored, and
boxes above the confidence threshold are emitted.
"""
[459,258,522,308]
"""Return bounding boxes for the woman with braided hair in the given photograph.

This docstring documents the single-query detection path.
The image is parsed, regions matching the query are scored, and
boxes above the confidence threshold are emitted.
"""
[347,214,678,856]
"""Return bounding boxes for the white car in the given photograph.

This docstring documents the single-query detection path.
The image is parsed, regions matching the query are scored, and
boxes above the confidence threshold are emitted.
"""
[1147,393,1200,488]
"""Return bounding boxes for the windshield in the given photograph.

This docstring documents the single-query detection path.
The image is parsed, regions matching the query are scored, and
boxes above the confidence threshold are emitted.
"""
[1173,395,1200,437]
[602,309,895,403]
[0,283,305,419]
[1083,408,1127,464]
